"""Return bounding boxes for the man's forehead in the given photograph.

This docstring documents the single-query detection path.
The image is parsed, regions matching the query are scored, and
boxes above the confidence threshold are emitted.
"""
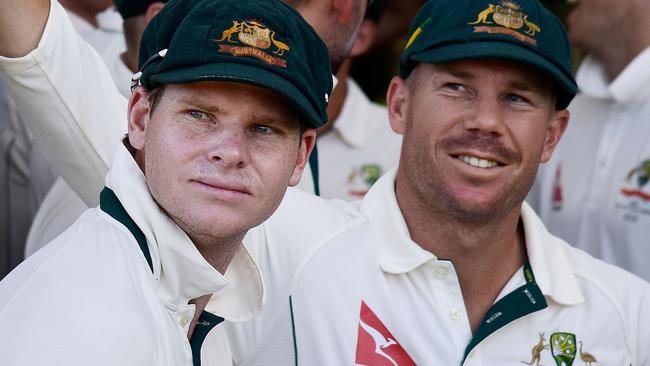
[422,59,553,84]
[161,82,299,118]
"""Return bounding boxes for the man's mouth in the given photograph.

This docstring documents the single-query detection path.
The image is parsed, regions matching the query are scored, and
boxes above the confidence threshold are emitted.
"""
[455,154,500,169]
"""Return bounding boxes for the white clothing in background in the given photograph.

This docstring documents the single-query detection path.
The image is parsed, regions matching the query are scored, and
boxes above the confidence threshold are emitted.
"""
[530,48,650,281]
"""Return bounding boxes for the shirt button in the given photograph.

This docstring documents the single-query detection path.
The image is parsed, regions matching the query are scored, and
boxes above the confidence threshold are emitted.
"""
[179,317,190,328]
[449,307,461,320]
[434,267,448,279]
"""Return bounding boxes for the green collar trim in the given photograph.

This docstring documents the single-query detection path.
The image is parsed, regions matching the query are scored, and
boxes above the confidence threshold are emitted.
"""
[309,143,320,196]
[462,261,547,362]
[190,311,225,366]
[100,187,226,365]
[290,296,299,365]
[100,187,153,273]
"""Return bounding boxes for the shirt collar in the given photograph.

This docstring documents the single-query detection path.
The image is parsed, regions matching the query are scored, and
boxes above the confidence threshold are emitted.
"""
[361,168,583,305]
[332,79,375,148]
[106,143,264,322]
[361,167,437,274]
[576,46,650,103]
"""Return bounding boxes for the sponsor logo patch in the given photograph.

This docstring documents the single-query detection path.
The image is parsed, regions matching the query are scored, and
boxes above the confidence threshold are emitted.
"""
[355,301,416,366]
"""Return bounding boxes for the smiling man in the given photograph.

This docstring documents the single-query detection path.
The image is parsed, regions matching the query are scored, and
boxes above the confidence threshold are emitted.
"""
[257,0,650,364]
[0,0,332,364]
[1,0,649,365]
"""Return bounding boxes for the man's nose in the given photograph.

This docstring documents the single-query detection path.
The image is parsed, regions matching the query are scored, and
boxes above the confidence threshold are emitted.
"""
[463,95,505,136]
[205,127,251,168]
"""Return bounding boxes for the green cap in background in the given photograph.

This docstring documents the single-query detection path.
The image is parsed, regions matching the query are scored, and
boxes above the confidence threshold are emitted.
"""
[400,0,577,109]
[114,0,167,20]
[134,0,333,128]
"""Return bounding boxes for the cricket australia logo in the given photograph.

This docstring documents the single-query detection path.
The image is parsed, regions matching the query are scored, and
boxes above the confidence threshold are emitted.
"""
[468,0,541,45]
[347,164,382,198]
[215,20,289,68]
[520,331,597,366]
[616,158,650,222]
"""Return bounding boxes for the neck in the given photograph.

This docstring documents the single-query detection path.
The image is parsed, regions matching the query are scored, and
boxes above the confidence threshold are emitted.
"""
[190,233,243,275]
[185,234,242,338]
[590,16,650,81]
[395,174,527,333]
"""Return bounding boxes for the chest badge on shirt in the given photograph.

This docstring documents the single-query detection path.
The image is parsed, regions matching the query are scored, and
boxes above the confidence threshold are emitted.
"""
[616,158,650,222]
[355,301,416,366]
[348,164,382,198]
[521,332,598,366]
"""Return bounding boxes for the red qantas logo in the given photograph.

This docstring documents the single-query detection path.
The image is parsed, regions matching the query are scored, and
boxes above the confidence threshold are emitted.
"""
[355,301,416,366]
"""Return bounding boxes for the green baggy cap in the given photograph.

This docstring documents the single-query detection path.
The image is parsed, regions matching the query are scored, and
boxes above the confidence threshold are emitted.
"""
[135,0,333,128]
[400,0,577,109]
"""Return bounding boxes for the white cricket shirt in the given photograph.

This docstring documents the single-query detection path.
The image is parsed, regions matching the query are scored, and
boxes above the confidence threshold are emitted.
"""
[0,143,265,365]
[283,168,650,365]
[317,79,401,200]
[531,48,650,281]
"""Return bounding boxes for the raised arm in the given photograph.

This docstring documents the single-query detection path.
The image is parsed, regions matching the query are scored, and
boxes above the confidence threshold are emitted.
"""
[0,0,128,206]
[0,0,49,57]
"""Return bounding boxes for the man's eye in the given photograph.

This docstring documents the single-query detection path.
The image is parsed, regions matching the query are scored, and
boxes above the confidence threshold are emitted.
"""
[503,94,528,104]
[188,110,208,120]
[444,83,465,92]
[252,124,273,134]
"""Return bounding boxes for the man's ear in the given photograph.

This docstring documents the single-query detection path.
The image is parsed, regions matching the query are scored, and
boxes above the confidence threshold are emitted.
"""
[349,19,377,58]
[386,76,409,135]
[289,129,317,187]
[127,87,151,151]
[145,1,165,23]
[540,109,569,163]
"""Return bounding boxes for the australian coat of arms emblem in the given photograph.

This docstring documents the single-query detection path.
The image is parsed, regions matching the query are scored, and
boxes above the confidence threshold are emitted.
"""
[468,0,541,45]
[215,20,290,67]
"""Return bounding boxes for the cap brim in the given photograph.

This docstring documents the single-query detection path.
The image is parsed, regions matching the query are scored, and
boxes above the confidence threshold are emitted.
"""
[410,41,577,109]
[150,62,323,128]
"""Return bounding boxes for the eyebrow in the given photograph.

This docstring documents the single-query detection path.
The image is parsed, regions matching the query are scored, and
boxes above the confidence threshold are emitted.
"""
[176,96,297,126]
[434,65,476,80]
[176,97,224,115]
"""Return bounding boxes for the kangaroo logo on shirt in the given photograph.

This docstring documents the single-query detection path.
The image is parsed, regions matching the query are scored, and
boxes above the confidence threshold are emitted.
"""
[468,1,541,46]
[355,301,416,366]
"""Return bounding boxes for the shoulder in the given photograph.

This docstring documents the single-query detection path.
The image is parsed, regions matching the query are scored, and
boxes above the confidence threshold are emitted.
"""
[559,242,650,363]
[0,208,160,364]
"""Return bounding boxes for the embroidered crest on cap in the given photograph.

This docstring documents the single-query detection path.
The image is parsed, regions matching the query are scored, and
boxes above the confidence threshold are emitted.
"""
[468,1,541,46]
[215,20,289,68]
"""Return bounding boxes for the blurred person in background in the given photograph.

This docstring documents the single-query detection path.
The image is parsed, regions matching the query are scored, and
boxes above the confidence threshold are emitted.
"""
[530,0,650,281]
[23,0,164,261]
[0,0,121,278]
[317,0,402,200]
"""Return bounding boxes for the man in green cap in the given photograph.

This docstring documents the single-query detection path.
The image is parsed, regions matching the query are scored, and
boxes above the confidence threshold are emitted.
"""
[2,0,650,366]
[227,0,650,364]
[0,0,332,364]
